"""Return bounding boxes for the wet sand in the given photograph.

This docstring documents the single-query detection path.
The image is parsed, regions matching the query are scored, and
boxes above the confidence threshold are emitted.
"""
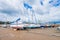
[0,27,60,40]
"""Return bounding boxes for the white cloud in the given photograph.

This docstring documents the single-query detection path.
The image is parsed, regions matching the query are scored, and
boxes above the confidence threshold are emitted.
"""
[0,0,60,24]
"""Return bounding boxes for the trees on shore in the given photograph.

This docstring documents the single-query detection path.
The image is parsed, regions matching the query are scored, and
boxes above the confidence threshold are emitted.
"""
[0,21,10,24]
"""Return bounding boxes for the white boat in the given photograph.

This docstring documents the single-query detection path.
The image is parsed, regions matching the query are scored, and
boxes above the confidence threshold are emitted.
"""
[10,24,41,30]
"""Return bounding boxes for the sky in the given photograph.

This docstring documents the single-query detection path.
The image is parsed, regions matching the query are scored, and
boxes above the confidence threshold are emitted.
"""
[0,0,60,24]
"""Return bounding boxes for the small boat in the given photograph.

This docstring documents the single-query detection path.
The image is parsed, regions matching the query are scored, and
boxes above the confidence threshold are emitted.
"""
[10,24,41,30]
[10,24,25,30]
[57,26,60,31]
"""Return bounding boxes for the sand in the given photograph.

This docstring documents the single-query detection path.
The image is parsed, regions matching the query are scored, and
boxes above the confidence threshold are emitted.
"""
[0,27,60,40]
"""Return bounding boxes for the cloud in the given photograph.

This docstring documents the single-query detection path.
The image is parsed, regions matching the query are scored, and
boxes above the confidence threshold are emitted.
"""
[0,0,23,22]
[49,0,60,7]
[0,0,60,24]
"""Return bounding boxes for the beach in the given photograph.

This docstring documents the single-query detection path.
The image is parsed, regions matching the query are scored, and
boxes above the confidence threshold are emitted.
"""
[0,27,60,40]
